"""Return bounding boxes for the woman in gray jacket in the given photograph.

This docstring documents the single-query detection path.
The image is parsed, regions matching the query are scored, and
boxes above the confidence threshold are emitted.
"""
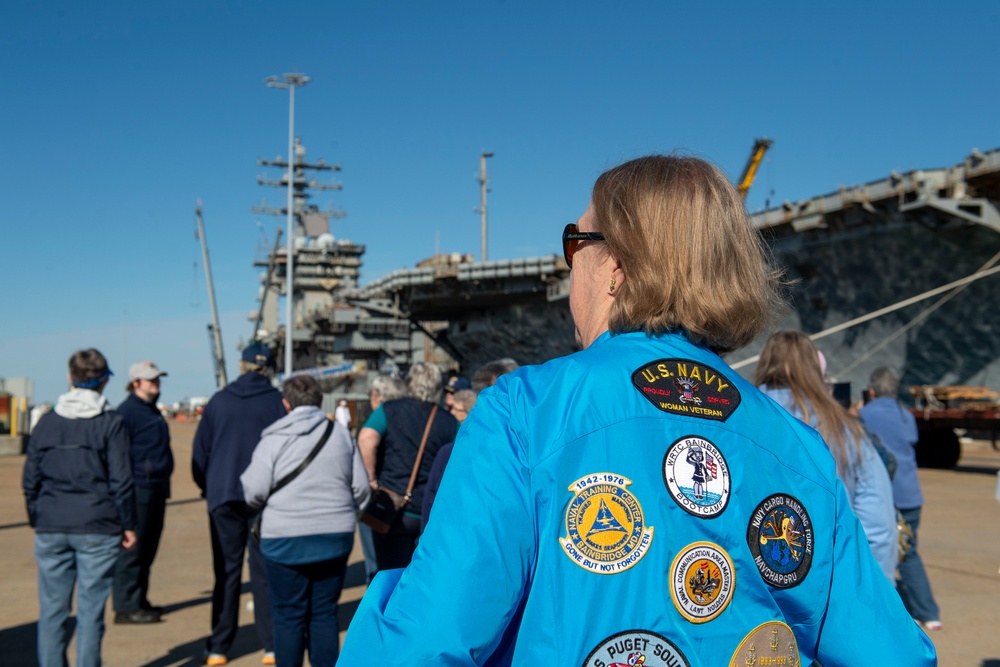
[241,375,370,667]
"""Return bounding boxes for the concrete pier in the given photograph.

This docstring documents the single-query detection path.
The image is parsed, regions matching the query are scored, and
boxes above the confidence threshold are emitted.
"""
[1,421,998,665]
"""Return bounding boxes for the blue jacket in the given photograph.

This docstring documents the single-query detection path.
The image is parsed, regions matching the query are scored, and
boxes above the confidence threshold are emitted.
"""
[860,397,923,509]
[191,372,286,512]
[117,392,173,494]
[22,390,137,534]
[340,332,934,666]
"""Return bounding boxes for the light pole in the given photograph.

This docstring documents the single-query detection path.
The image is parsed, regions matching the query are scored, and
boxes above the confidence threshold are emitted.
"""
[266,71,310,377]
[477,151,493,262]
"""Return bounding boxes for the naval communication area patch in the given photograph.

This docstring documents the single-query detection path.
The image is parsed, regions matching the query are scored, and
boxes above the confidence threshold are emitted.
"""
[582,630,689,667]
[662,435,731,518]
[669,541,735,624]
[728,621,800,667]
[747,493,814,589]
[560,473,654,575]
[631,358,741,422]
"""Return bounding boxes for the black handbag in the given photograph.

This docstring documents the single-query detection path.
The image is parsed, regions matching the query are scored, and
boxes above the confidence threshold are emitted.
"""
[360,405,437,534]
[250,419,334,545]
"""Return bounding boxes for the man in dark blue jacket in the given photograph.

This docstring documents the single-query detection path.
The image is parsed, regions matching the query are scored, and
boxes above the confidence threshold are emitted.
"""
[23,348,138,667]
[192,343,286,666]
[113,360,172,624]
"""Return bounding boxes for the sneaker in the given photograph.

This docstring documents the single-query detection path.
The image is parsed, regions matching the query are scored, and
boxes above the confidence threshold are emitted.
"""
[205,654,228,666]
[261,652,276,665]
[923,620,943,631]
[114,609,162,624]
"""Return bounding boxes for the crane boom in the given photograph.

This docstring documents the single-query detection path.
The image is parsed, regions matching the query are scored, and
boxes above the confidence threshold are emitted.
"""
[736,137,773,200]
[196,201,228,389]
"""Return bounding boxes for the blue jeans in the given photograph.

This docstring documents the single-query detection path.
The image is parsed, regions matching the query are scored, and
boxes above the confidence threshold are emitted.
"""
[35,532,121,667]
[264,555,349,667]
[897,506,940,622]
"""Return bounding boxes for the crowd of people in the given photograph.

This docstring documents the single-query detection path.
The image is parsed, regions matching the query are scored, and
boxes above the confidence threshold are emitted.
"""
[21,153,948,666]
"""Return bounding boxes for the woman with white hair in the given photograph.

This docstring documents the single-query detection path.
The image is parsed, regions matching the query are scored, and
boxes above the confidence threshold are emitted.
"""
[357,362,457,568]
[342,155,934,665]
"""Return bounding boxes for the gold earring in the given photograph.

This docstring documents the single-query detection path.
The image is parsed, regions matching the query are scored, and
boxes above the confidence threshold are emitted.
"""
[609,278,616,293]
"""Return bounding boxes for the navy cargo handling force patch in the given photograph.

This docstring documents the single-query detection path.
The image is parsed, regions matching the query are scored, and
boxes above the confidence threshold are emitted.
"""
[747,493,814,589]
[662,435,731,518]
[560,473,654,575]
[728,621,800,667]
[582,630,690,667]
[631,358,741,422]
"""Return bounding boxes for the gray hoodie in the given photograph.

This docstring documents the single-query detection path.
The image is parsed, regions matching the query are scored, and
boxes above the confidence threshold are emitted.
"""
[241,406,370,539]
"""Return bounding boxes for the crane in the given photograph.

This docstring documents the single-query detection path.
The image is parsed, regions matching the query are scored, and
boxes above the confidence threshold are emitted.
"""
[736,137,773,201]
[195,201,228,389]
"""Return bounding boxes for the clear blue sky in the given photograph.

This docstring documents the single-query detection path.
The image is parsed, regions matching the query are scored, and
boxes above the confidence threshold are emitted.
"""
[2,1,997,406]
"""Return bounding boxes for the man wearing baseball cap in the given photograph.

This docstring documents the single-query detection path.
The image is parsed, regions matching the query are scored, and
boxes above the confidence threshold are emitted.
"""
[113,361,172,624]
[192,343,286,665]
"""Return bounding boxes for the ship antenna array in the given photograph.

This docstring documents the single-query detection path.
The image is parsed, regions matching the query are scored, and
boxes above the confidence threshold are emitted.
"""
[474,151,494,262]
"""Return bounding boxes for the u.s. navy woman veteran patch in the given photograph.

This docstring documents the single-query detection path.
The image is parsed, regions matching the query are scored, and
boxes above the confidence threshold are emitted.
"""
[669,541,735,623]
[582,630,689,667]
[631,358,741,421]
[662,435,731,518]
[560,473,654,575]
[747,493,814,589]
[728,621,801,667]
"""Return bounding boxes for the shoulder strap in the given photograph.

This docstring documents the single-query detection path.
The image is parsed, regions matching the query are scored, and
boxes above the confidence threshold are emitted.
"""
[269,418,335,497]
[403,404,438,502]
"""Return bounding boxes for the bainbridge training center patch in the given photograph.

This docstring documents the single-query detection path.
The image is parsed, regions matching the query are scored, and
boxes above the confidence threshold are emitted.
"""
[728,621,801,667]
[669,541,735,624]
[560,473,654,575]
[582,630,689,667]
[746,493,814,589]
[631,358,741,422]
[662,435,731,518]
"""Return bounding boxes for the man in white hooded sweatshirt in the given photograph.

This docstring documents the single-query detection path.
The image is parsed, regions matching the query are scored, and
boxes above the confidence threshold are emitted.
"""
[22,348,138,667]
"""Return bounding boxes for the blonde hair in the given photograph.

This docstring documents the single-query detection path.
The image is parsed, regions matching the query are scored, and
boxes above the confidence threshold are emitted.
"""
[592,155,783,353]
[753,331,863,473]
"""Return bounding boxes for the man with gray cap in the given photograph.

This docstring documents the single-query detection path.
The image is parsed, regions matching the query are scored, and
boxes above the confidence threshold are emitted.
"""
[113,361,171,624]
[192,343,286,665]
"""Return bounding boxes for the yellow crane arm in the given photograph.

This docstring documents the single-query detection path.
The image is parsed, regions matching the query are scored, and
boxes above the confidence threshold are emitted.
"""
[736,137,773,200]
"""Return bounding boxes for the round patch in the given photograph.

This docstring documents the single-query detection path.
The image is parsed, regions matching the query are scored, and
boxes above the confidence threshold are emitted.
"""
[560,472,655,575]
[746,493,814,589]
[728,621,800,667]
[582,630,689,667]
[662,435,731,518]
[669,541,735,623]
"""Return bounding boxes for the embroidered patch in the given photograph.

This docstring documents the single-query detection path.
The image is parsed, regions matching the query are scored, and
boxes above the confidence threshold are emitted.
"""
[669,541,735,623]
[747,493,814,589]
[662,435,731,518]
[560,473,654,575]
[631,358,741,422]
[582,630,690,667]
[728,621,801,667]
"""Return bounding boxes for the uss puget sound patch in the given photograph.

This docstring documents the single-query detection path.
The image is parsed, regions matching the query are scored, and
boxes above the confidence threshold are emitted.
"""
[662,435,731,518]
[560,473,654,575]
[631,358,741,422]
[746,493,814,589]
[582,630,689,667]
[728,621,801,667]
[669,541,735,624]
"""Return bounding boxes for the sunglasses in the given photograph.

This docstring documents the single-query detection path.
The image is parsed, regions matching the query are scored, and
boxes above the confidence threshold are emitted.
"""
[562,223,606,269]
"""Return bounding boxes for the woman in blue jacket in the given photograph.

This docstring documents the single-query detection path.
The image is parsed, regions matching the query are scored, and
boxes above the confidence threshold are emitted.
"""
[754,330,898,581]
[339,155,935,666]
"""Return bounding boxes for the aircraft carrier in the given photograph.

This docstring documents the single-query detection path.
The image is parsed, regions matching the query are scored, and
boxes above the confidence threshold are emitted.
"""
[249,143,1000,402]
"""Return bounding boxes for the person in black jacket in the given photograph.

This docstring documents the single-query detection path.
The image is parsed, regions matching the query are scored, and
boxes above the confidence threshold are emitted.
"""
[22,348,138,667]
[113,360,172,624]
[192,343,286,666]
